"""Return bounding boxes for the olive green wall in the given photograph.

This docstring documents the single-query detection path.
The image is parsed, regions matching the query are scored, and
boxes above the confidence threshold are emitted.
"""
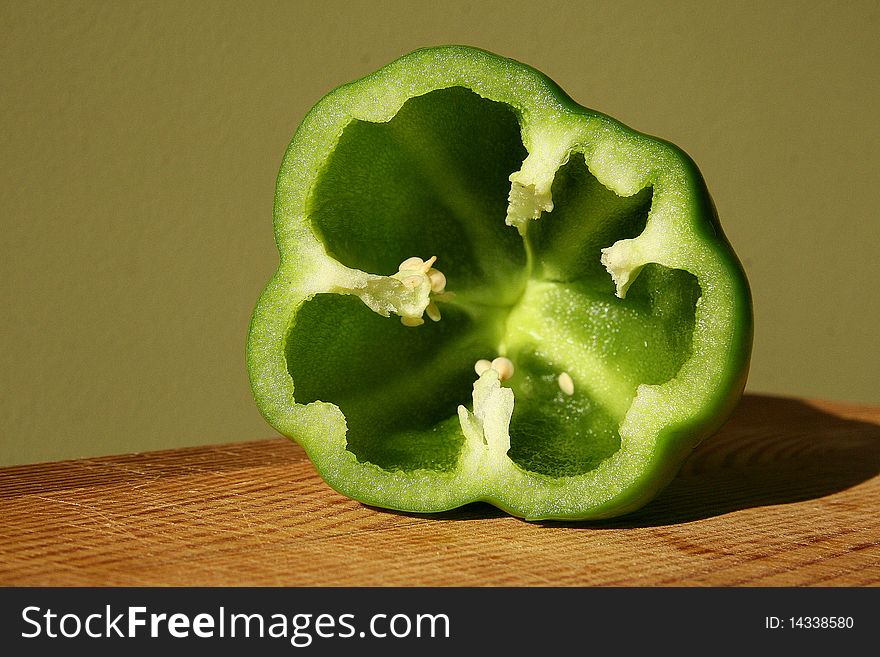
[2,1,877,466]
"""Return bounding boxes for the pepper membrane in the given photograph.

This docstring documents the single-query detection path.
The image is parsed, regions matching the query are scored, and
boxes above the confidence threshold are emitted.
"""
[247,46,752,520]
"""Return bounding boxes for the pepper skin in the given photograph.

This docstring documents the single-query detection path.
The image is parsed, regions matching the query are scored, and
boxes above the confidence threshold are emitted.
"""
[247,46,752,520]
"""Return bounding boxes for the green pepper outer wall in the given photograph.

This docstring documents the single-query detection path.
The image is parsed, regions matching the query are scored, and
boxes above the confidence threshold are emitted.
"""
[247,46,753,520]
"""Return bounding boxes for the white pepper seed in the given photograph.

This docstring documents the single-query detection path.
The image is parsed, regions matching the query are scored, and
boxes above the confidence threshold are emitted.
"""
[474,359,492,376]
[398,256,424,271]
[558,372,574,395]
[491,357,515,381]
[427,268,446,293]
[426,301,441,322]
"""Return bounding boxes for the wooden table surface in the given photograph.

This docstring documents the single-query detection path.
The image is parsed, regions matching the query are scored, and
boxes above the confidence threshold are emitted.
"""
[1,394,878,586]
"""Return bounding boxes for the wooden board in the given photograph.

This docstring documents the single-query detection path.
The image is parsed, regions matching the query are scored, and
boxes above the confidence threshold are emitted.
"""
[1,394,878,586]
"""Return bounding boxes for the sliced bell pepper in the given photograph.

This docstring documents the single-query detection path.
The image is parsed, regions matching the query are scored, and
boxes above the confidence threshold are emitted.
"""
[247,46,752,520]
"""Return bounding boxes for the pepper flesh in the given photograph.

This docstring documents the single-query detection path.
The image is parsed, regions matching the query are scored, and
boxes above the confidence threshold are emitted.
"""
[247,46,752,520]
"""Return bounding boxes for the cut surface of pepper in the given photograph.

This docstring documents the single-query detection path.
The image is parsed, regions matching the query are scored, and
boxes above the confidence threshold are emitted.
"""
[247,46,752,520]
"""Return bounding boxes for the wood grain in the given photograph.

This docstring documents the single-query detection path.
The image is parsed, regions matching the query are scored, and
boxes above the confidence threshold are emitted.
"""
[1,394,878,586]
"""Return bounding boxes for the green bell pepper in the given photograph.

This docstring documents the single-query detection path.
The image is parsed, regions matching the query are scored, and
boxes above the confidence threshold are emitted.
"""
[247,46,752,520]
